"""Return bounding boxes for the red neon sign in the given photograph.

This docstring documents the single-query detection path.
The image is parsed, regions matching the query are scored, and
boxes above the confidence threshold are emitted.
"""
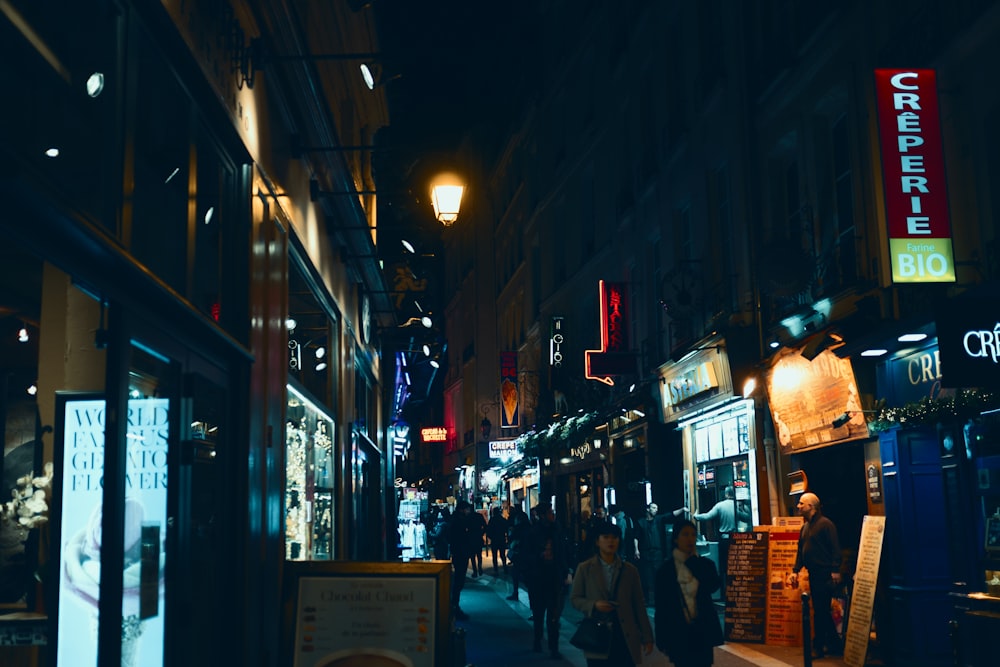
[421,427,447,443]
[585,280,634,385]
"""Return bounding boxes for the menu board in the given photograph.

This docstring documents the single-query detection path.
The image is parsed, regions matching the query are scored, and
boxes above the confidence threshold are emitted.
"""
[722,417,739,458]
[289,561,450,667]
[695,427,709,463]
[765,529,804,646]
[844,516,885,667]
[707,423,724,460]
[724,530,769,642]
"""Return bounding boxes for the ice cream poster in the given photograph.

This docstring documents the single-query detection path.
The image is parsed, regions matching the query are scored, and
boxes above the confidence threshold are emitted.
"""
[500,351,519,428]
[293,575,437,667]
[56,395,168,667]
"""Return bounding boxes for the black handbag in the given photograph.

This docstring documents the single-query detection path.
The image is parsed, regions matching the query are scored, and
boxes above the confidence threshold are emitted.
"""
[570,615,613,654]
[570,567,621,655]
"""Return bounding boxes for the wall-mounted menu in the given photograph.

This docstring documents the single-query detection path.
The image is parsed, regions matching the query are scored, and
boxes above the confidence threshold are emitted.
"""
[724,530,769,642]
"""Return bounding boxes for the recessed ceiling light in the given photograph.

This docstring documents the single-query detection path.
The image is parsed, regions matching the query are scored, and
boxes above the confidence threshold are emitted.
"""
[861,348,888,357]
[360,63,375,90]
[86,72,105,97]
[204,206,215,224]
[45,147,59,158]
[898,333,927,343]
[401,239,415,253]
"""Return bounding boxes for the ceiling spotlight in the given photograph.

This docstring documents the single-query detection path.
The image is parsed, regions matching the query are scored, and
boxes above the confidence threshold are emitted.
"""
[315,361,328,372]
[17,326,29,343]
[401,239,416,253]
[898,333,928,343]
[768,337,781,349]
[286,318,297,331]
[420,316,432,328]
[360,63,375,90]
[204,206,215,225]
[861,348,888,357]
[315,346,326,359]
[27,384,37,396]
[422,343,431,356]
[44,147,59,158]
[86,72,105,97]
[429,359,440,369]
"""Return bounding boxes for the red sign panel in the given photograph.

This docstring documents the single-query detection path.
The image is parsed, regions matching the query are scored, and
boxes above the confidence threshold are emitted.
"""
[874,69,955,282]
[585,281,635,386]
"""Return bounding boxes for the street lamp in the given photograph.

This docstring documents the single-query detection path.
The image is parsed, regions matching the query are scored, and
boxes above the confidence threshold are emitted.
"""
[430,172,465,225]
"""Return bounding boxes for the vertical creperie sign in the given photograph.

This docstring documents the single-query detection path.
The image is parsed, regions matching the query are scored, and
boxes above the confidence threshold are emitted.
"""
[874,69,955,283]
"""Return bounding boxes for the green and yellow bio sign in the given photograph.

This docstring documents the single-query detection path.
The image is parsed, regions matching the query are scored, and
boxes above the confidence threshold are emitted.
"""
[875,69,956,283]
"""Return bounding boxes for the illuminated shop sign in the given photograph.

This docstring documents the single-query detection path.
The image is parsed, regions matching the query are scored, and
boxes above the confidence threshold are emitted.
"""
[550,317,565,368]
[874,69,955,283]
[487,440,522,461]
[878,342,948,405]
[420,427,447,443]
[664,362,719,407]
[585,281,635,385]
[500,351,520,428]
[936,300,1000,387]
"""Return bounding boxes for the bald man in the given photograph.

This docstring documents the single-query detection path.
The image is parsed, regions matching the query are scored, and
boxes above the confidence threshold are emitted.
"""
[791,492,843,658]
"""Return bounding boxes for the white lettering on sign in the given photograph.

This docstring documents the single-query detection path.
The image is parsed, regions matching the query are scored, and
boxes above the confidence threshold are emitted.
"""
[570,442,592,459]
[666,362,719,406]
[962,324,1000,363]
[906,350,942,385]
[488,440,521,459]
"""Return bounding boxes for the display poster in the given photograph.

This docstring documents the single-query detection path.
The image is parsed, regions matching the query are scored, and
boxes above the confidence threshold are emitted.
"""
[724,530,769,642]
[766,347,869,453]
[707,422,723,460]
[844,516,886,667]
[56,395,168,667]
[695,428,709,463]
[722,417,739,458]
[765,528,803,646]
[293,575,437,667]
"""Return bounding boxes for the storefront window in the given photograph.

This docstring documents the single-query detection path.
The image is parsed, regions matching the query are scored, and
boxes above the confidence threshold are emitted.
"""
[285,383,335,560]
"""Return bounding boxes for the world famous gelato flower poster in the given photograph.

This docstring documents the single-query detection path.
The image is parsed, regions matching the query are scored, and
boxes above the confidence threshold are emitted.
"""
[55,395,168,667]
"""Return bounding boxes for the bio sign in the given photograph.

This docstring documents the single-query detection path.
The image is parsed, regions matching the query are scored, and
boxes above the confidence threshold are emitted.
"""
[874,69,955,283]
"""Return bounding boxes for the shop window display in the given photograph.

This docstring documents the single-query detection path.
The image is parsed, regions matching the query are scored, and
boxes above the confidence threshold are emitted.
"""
[285,383,335,560]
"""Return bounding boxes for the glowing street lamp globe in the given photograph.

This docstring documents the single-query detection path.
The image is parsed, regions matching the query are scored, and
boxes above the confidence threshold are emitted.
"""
[430,172,465,225]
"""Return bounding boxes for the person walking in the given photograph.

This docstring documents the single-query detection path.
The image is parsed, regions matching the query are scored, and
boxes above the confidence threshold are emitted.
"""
[448,501,478,620]
[524,502,572,658]
[636,503,667,605]
[429,508,451,560]
[654,519,724,667]
[471,506,487,577]
[506,505,531,601]
[571,522,654,666]
[579,506,611,563]
[486,506,509,575]
[610,504,640,563]
[791,492,843,658]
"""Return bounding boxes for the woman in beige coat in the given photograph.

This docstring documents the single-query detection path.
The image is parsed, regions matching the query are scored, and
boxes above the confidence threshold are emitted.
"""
[571,522,654,665]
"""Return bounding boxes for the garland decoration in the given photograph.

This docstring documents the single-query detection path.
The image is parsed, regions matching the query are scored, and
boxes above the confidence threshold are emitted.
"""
[867,389,1000,433]
[518,410,605,459]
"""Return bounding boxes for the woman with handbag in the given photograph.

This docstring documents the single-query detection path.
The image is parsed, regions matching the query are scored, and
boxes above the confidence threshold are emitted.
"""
[654,519,724,667]
[571,522,654,666]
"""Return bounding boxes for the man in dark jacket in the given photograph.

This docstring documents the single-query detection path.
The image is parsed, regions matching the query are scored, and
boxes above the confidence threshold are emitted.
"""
[791,492,843,658]
[525,503,571,659]
[448,501,479,620]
